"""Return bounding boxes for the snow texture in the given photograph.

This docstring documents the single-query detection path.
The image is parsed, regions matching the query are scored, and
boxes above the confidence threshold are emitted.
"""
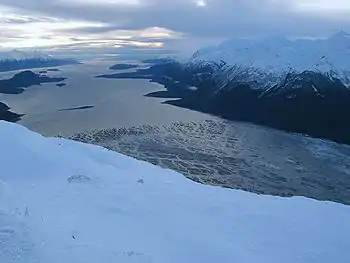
[0,121,349,263]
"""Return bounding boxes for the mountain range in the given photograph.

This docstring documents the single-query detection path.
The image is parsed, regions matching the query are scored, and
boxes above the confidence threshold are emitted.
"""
[0,49,79,72]
[192,31,350,79]
[98,32,350,144]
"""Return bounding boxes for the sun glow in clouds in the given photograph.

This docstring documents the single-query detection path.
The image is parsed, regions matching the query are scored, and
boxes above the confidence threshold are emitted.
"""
[138,27,183,39]
[196,0,207,7]
[0,6,180,50]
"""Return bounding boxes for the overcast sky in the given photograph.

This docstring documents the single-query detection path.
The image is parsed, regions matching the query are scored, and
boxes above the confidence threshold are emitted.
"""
[0,0,349,52]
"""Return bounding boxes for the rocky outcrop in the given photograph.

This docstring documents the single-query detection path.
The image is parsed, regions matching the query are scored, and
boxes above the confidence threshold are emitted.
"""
[0,102,21,122]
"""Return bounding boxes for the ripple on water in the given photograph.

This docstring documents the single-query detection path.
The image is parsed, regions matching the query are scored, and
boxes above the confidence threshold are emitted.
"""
[70,119,350,205]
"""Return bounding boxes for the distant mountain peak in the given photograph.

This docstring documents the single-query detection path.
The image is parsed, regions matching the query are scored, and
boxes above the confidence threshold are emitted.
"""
[0,49,52,61]
[330,30,350,39]
[0,50,78,72]
[191,32,350,77]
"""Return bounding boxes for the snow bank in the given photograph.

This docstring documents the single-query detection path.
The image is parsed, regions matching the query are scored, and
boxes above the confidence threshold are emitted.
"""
[0,121,349,263]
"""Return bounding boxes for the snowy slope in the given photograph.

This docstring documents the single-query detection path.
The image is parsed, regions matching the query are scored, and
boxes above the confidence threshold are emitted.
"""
[192,31,350,73]
[0,121,350,263]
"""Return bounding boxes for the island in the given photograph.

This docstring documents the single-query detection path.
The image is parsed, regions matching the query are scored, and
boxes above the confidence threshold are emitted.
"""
[0,70,66,94]
[59,105,95,112]
[56,83,67,87]
[109,64,138,70]
[47,68,60,72]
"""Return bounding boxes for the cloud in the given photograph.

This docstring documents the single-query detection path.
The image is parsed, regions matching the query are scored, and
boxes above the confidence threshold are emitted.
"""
[0,0,350,51]
[0,4,181,50]
[57,0,141,5]
[292,0,350,13]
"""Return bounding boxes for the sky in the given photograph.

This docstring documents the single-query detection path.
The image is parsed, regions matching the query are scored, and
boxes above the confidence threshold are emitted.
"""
[0,0,349,54]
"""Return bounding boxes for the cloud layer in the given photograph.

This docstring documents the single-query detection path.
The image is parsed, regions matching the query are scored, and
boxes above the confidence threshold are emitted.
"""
[0,0,349,51]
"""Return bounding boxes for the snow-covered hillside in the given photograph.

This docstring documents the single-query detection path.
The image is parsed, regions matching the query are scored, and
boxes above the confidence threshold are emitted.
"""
[192,31,350,74]
[0,121,349,263]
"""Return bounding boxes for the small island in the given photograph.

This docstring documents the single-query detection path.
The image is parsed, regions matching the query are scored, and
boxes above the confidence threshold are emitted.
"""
[39,70,47,74]
[0,70,66,94]
[56,83,67,87]
[59,105,95,112]
[109,64,138,70]
[47,68,60,72]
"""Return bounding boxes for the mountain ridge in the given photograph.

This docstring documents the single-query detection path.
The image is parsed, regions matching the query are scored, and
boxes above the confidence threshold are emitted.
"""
[191,31,350,80]
[97,52,350,144]
[0,49,79,72]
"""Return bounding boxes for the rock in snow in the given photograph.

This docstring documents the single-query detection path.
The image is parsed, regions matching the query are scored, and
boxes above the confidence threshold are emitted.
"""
[0,121,349,263]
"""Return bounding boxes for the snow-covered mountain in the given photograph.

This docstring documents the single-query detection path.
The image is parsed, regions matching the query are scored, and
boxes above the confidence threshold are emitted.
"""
[1,121,350,262]
[0,49,52,61]
[96,32,350,144]
[0,49,78,72]
[192,31,350,75]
